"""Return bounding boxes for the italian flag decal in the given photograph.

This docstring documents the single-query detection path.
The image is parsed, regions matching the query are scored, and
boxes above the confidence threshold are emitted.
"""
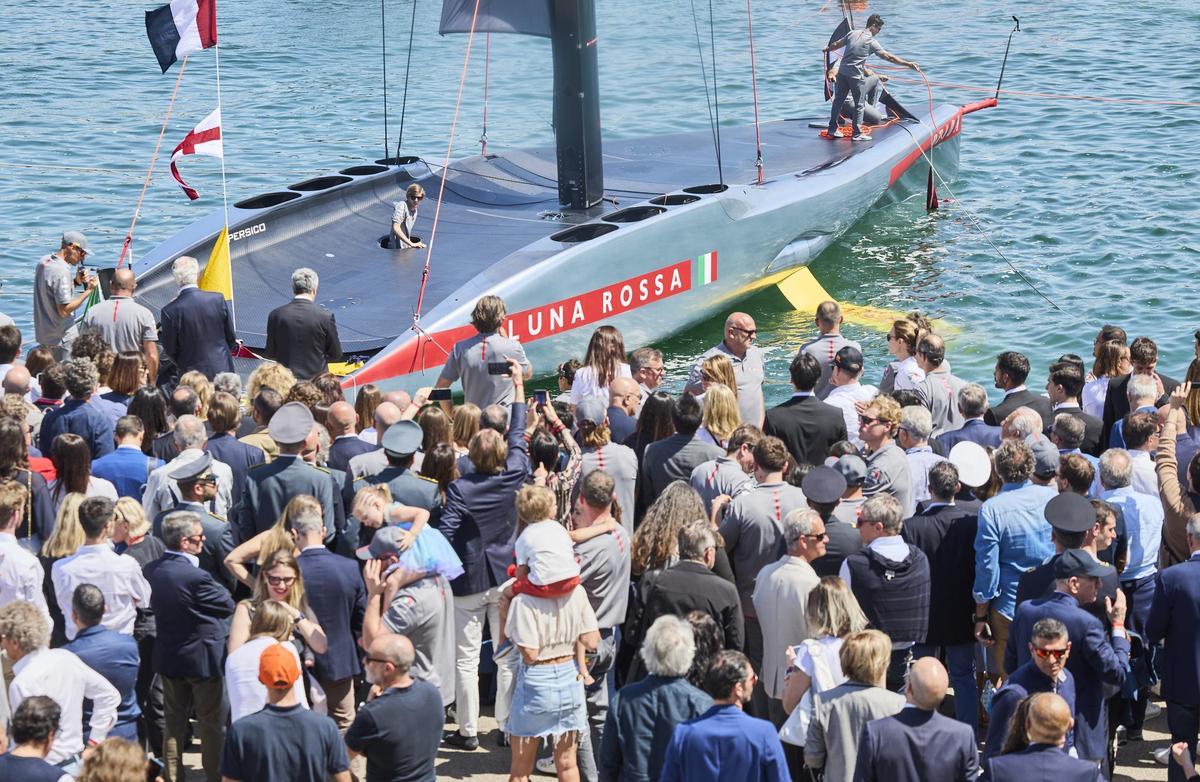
[696,251,718,286]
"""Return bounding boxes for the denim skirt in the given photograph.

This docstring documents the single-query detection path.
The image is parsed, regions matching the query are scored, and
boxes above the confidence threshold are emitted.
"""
[506,660,588,740]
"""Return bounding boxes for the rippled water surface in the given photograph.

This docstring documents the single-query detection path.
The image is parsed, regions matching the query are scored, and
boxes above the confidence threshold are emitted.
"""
[2,1,1197,402]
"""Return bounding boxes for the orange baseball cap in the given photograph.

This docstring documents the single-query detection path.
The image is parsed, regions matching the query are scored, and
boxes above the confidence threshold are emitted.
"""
[258,643,301,689]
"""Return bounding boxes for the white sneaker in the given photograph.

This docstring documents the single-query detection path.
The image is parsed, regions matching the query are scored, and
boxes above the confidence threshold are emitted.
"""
[535,756,558,776]
[852,132,873,142]
[1145,701,1162,718]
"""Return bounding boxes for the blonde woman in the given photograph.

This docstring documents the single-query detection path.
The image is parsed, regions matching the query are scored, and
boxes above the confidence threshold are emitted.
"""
[76,736,159,782]
[698,383,740,449]
[451,403,481,458]
[39,492,86,645]
[392,183,427,249]
[178,370,214,420]
[112,497,164,567]
[224,495,322,590]
[224,600,309,721]
[228,549,327,655]
[699,354,739,400]
[884,319,926,391]
[781,577,869,716]
[246,361,297,403]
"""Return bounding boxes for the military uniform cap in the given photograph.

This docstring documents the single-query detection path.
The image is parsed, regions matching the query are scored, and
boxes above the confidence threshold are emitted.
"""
[802,465,848,504]
[382,420,423,456]
[168,452,213,482]
[1043,492,1096,533]
[268,402,315,445]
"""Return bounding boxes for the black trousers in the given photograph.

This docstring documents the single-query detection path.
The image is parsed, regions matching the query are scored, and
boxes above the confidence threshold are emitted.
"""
[1168,701,1200,782]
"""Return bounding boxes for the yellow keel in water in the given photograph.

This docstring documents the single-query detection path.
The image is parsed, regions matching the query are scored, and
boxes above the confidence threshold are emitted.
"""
[776,266,952,334]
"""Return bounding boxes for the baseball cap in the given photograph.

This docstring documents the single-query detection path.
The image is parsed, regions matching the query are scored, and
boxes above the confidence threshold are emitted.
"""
[832,454,867,487]
[948,442,991,488]
[832,346,864,374]
[356,525,407,561]
[258,643,301,688]
[61,230,90,255]
[574,397,607,426]
[1025,433,1060,478]
[1043,492,1095,533]
[802,465,848,504]
[1054,549,1114,579]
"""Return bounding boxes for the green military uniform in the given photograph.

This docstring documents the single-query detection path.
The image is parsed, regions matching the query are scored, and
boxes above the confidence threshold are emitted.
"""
[237,454,337,542]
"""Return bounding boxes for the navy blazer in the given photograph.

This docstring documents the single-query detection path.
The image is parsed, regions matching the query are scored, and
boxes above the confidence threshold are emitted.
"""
[1101,372,1179,450]
[39,398,115,460]
[91,446,163,500]
[297,547,366,682]
[328,435,375,474]
[204,432,265,512]
[143,552,236,679]
[854,707,978,782]
[1146,556,1200,704]
[982,660,1075,766]
[985,389,1054,431]
[984,743,1101,782]
[607,405,637,445]
[436,403,528,596]
[264,297,342,380]
[1005,591,1129,760]
[934,418,1002,452]
[64,624,142,737]
[159,286,236,380]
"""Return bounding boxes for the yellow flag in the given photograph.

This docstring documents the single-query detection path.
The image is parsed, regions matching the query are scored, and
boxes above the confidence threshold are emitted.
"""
[198,227,233,300]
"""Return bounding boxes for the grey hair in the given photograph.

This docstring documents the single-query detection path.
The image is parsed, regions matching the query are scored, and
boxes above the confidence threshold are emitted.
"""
[1004,407,1043,440]
[957,384,989,419]
[172,414,207,450]
[676,521,715,561]
[1127,374,1157,403]
[1187,513,1200,539]
[171,255,200,287]
[899,405,934,441]
[0,601,49,654]
[62,358,99,399]
[1099,448,1132,490]
[289,508,325,537]
[1031,617,1068,644]
[782,508,820,548]
[162,511,202,550]
[213,372,243,398]
[860,494,903,534]
[1052,413,1085,450]
[640,615,696,677]
[291,267,319,295]
[630,347,664,373]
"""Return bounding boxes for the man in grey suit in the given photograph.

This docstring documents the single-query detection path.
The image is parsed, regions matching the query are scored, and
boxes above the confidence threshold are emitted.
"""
[853,657,979,781]
[640,394,722,510]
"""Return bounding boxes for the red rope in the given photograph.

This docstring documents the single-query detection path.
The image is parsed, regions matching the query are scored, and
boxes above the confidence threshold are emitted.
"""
[412,0,482,324]
[117,56,189,268]
[746,0,763,184]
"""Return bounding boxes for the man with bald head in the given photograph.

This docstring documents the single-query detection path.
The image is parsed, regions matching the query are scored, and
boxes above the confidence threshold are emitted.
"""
[82,267,158,379]
[607,376,640,443]
[345,633,443,782]
[3,365,32,398]
[984,692,1101,781]
[348,401,403,480]
[687,311,766,426]
[325,400,374,473]
[854,657,978,781]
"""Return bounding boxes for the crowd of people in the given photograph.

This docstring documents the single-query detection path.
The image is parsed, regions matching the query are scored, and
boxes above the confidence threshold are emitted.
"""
[1,230,1199,782]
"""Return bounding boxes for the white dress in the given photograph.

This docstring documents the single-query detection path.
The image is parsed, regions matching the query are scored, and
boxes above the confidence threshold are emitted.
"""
[570,362,632,405]
[1082,376,1110,419]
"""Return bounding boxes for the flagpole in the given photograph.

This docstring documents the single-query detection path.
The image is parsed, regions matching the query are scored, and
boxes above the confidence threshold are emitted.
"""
[118,56,188,269]
[213,38,235,330]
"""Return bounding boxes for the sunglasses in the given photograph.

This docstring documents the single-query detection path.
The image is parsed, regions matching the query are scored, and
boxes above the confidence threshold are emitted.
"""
[365,656,392,666]
[1032,646,1068,660]
[730,327,758,338]
[859,415,883,426]
[800,532,830,541]
[183,533,206,543]
[266,575,296,587]
[408,195,424,201]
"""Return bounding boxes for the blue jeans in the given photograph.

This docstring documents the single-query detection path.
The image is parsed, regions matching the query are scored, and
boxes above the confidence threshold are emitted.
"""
[914,643,979,734]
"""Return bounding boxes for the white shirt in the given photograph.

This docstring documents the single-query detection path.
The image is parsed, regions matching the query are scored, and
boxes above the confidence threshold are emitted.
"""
[10,647,120,764]
[0,531,52,628]
[1129,449,1158,496]
[1081,376,1109,419]
[571,363,632,405]
[514,521,581,586]
[142,448,235,520]
[225,637,309,722]
[892,356,926,391]
[825,382,878,448]
[51,542,152,639]
[49,475,118,515]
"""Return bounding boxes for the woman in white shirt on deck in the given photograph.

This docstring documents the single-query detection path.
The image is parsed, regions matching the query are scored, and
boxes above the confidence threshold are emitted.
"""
[886,319,926,392]
[571,325,631,405]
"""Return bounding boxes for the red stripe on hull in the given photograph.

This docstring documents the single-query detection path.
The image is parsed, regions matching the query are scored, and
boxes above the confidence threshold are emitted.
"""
[887,109,963,187]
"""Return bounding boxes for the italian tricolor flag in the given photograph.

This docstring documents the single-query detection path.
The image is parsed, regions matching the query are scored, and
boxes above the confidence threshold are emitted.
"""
[696,251,718,286]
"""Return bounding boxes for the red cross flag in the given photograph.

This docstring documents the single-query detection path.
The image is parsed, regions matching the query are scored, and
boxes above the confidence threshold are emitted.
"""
[170,107,222,200]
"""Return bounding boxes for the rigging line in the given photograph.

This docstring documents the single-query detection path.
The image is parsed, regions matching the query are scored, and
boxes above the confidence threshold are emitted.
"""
[708,0,724,185]
[481,33,489,156]
[745,0,763,184]
[396,0,418,158]
[381,0,389,162]
[117,56,188,269]
[412,0,482,324]
[214,40,235,328]
[686,0,719,179]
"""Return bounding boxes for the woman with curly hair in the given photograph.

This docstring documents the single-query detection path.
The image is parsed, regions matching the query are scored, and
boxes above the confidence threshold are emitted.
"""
[246,361,297,403]
[76,736,156,782]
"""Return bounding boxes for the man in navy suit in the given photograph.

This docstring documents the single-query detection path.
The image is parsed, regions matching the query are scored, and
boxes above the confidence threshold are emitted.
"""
[63,584,142,741]
[325,401,375,474]
[1005,550,1130,768]
[984,692,1103,782]
[144,510,236,782]
[264,267,342,380]
[854,657,978,781]
[1101,336,1179,447]
[1044,363,1103,456]
[934,383,1001,452]
[986,352,1054,431]
[90,415,164,499]
[158,255,236,381]
[292,506,365,734]
[1147,515,1200,782]
[203,391,265,511]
